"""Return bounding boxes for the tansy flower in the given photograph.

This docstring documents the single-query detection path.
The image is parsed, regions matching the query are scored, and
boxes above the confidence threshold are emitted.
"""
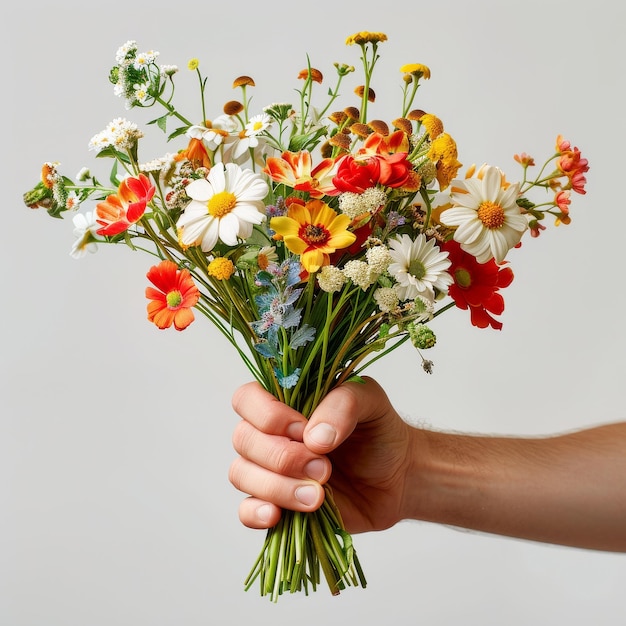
[176,162,268,252]
[400,63,431,80]
[270,199,356,273]
[346,32,388,46]
[440,165,528,264]
[428,133,462,190]
[388,233,452,302]
[145,260,201,330]
[95,173,155,236]
[208,257,235,280]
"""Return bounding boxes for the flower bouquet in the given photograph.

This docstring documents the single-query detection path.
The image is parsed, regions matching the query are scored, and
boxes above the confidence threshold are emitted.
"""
[23,31,589,601]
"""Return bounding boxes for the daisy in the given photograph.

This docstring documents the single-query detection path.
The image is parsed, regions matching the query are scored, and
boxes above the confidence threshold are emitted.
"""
[176,162,268,252]
[440,165,528,264]
[388,233,452,302]
[227,113,273,162]
[70,211,99,259]
[145,260,200,331]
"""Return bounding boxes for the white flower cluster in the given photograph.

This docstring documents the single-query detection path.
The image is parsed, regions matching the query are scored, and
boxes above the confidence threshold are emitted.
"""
[88,118,144,152]
[338,187,388,219]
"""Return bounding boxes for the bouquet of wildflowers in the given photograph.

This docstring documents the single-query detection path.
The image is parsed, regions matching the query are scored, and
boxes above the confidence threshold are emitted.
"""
[23,31,589,601]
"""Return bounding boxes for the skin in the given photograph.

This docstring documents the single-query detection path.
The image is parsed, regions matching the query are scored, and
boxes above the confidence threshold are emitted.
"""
[229,377,626,552]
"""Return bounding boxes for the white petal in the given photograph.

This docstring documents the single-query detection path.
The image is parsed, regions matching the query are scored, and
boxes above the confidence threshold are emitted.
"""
[218,213,241,246]
[200,219,220,251]
[185,178,213,202]
[454,218,484,244]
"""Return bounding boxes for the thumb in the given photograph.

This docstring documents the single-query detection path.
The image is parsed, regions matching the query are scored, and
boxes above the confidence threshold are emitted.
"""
[303,377,389,454]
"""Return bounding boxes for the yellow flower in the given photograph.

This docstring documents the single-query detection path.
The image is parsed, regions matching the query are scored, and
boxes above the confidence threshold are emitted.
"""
[187,58,199,71]
[207,257,235,280]
[420,113,444,139]
[270,199,356,273]
[400,63,431,80]
[428,133,463,190]
[345,31,388,46]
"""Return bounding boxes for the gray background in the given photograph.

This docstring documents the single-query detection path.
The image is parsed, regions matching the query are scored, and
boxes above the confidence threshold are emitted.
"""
[3,1,626,624]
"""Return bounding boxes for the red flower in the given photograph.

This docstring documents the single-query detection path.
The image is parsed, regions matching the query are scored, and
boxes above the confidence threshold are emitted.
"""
[332,151,412,193]
[95,174,156,236]
[442,240,514,330]
[145,260,201,331]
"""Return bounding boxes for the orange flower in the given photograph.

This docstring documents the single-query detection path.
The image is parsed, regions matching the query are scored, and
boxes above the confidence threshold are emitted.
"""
[263,151,340,198]
[145,260,201,330]
[95,174,155,236]
[175,137,212,170]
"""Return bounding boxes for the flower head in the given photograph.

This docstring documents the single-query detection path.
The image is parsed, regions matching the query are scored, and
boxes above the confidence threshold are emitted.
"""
[176,162,268,252]
[70,211,99,259]
[95,173,155,236]
[270,199,356,273]
[145,260,201,330]
[388,233,452,302]
[440,165,528,264]
[263,151,340,198]
[442,239,514,330]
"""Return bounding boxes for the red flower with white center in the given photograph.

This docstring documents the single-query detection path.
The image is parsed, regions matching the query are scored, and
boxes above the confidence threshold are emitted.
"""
[442,239,514,330]
[145,260,201,331]
[95,174,155,236]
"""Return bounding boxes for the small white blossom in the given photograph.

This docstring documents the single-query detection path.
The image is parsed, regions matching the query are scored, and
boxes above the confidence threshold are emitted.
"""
[76,167,90,181]
[373,287,399,312]
[115,40,138,64]
[317,265,346,293]
[365,245,392,275]
[70,211,99,259]
[343,260,376,290]
[160,64,178,77]
[133,82,150,104]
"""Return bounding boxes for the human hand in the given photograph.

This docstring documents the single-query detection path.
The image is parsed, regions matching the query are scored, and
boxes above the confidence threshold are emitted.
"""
[229,376,419,533]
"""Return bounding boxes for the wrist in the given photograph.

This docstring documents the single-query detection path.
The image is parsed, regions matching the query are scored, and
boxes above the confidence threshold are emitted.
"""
[399,427,488,527]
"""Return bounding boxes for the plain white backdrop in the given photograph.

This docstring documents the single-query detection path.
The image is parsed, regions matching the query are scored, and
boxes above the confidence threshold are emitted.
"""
[3,1,626,624]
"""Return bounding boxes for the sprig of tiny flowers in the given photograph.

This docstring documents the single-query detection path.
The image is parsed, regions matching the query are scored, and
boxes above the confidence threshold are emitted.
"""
[23,31,589,601]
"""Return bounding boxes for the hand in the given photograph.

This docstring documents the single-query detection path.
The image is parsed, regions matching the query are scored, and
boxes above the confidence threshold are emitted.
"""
[229,376,418,533]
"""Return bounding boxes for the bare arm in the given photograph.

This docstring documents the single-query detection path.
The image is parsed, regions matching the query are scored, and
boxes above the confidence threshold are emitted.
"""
[411,423,626,551]
[230,378,626,552]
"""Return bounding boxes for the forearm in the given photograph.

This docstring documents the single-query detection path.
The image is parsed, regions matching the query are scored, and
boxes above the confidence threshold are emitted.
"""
[404,422,626,551]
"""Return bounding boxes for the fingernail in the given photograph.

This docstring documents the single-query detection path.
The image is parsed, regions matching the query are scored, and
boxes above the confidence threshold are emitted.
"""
[308,423,336,447]
[295,485,318,506]
[304,458,326,481]
[286,422,304,440]
[257,504,272,523]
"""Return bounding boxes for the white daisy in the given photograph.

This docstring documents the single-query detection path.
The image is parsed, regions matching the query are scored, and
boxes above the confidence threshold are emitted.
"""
[70,211,99,259]
[439,165,528,264]
[388,233,452,302]
[176,162,268,252]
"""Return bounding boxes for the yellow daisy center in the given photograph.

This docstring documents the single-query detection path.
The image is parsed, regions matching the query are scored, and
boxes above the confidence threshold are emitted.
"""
[477,201,505,229]
[207,191,237,218]
[166,290,183,309]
